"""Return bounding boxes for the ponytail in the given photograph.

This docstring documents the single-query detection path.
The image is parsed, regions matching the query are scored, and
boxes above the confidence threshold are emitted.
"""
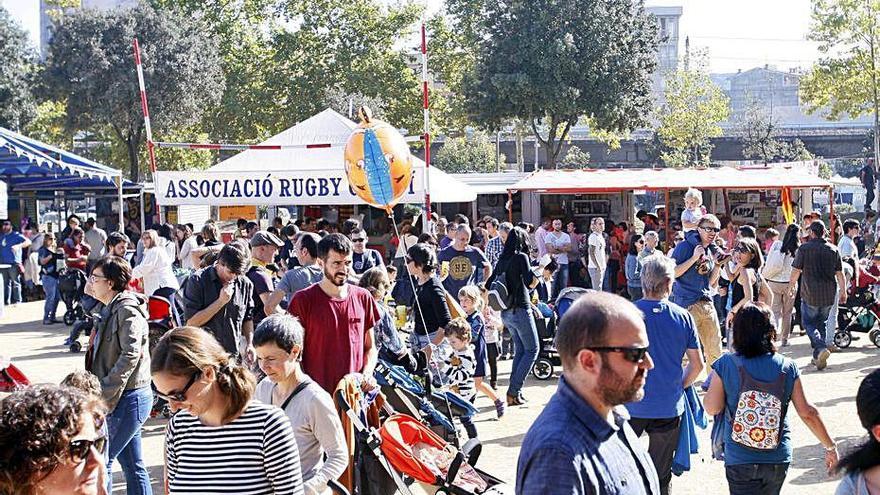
[835,436,880,475]
[214,363,255,423]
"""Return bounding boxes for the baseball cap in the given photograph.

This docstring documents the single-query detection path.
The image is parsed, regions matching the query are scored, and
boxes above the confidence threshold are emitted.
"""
[249,230,284,248]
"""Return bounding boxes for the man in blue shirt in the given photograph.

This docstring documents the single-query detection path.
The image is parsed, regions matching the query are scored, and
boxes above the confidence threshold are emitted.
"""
[516,292,660,495]
[0,220,31,305]
[626,255,704,495]
[671,214,723,366]
[438,224,490,297]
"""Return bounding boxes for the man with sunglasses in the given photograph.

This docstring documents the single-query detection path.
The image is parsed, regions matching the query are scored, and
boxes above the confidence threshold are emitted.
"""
[516,292,658,495]
[349,227,384,276]
[671,214,724,366]
[626,255,704,495]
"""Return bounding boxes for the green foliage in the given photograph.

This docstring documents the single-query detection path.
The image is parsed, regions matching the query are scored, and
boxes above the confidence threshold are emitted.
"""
[818,160,833,179]
[462,0,658,169]
[43,3,225,181]
[559,145,592,169]
[832,158,864,178]
[656,52,729,167]
[434,131,503,173]
[738,100,784,164]
[0,6,38,131]
[801,0,880,120]
[268,0,423,134]
[23,100,72,148]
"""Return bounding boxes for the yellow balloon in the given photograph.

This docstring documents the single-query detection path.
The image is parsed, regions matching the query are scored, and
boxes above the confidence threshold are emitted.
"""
[344,107,413,211]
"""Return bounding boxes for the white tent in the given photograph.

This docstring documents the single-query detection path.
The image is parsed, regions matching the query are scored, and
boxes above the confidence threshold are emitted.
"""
[154,109,476,206]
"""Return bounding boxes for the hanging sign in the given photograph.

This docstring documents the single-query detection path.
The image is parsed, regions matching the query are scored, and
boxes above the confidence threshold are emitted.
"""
[154,168,425,206]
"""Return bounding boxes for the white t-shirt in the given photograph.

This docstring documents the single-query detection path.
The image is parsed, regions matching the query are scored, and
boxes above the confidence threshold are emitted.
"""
[681,207,703,232]
[544,231,571,265]
[587,232,607,269]
[838,235,858,259]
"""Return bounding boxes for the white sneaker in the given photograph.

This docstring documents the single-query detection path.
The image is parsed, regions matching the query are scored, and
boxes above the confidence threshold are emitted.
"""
[815,349,831,370]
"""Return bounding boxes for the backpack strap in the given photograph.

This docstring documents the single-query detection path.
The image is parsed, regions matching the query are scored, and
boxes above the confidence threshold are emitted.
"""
[276,380,313,411]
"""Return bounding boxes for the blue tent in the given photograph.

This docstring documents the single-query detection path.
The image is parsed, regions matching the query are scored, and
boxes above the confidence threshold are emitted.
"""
[0,127,139,192]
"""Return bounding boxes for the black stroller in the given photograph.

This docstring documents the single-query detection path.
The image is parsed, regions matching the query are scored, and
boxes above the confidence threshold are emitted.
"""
[530,287,593,380]
[835,285,880,348]
[58,268,88,326]
[65,294,101,353]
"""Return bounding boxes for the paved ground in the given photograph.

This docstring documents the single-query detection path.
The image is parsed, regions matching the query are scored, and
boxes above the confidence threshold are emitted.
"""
[2,300,877,494]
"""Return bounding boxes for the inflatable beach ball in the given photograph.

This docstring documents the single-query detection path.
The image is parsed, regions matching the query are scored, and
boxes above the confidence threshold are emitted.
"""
[344,107,413,211]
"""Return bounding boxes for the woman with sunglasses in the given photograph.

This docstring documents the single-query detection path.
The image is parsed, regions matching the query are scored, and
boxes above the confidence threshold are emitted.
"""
[0,384,108,495]
[624,234,645,301]
[704,303,838,495]
[151,326,303,494]
[725,237,773,330]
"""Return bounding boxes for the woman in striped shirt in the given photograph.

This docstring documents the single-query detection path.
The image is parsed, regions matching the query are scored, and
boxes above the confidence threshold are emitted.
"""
[151,326,304,495]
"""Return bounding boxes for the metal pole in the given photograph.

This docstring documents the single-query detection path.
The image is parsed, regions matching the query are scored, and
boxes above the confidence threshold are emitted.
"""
[420,20,433,228]
[133,38,163,224]
[116,175,124,233]
[664,189,671,251]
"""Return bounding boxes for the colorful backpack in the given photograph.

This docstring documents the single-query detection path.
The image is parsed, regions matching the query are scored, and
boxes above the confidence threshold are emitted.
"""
[730,356,788,450]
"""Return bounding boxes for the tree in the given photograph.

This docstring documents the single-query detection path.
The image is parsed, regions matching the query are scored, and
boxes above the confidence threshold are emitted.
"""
[656,53,729,167]
[43,3,224,182]
[0,6,38,131]
[801,0,880,174]
[559,145,592,169]
[434,131,504,173]
[738,100,785,164]
[462,0,658,169]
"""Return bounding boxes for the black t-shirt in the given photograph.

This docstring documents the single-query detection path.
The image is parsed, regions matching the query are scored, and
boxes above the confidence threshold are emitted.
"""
[491,252,534,309]
[246,265,274,326]
[413,276,452,336]
[353,249,384,275]
[862,165,876,188]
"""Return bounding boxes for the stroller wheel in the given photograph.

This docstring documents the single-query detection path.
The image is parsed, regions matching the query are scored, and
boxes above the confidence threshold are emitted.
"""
[532,358,554,380]
[834,331,852,349]
[63,311,76,326]
[69,341,82,353]
[872,330,880,348]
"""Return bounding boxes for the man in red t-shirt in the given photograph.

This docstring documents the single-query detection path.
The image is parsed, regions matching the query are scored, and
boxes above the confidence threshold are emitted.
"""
[63,227,90,272]
[288,233,379,393]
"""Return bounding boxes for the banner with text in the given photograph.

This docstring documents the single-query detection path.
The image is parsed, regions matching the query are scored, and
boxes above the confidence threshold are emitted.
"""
[155,169,425,206]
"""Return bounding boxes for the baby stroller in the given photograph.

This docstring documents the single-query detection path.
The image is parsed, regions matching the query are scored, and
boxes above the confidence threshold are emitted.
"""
[531,309,560,381]
[148,286,179,418]
[335,391,509,495]
[555,287,593,321]
[58,268,88,326]
[66,294,102,353]
[835,286,880,349]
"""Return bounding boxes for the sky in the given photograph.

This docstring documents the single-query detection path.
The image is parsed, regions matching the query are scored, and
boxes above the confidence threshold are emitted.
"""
[647,0,821,73]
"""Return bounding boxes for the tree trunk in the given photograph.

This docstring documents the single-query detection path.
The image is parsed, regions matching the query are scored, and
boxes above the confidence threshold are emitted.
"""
[515,122,524,172]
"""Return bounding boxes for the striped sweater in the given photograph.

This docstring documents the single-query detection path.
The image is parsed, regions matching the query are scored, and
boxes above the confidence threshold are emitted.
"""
[165,401,304,494]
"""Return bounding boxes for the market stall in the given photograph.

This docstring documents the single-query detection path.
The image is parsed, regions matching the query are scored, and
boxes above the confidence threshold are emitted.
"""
[508,164,833,236]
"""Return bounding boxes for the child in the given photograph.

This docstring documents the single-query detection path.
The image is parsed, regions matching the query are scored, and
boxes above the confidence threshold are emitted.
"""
[60,370,109,456]
[443,318,479,439]
[479,286,502,390]
[459,285,505,419]
[359,266,420,373]
[681,188,706,232]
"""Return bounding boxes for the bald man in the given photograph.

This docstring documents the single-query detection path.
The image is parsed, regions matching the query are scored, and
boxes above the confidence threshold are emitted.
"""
[516,292,660,495]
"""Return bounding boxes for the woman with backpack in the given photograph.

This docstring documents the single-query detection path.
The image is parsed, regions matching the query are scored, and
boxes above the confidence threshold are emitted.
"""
[704,303,838,495]
[486,227,538,406]
[834,368,880,494]
[762,224,800,346]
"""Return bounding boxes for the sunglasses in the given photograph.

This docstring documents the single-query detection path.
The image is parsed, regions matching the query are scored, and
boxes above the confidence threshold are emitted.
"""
[700,226,721,233]
[351,238,365,243]
[69,436,107,463]
[587,346,650,363]
[152,372,200,403]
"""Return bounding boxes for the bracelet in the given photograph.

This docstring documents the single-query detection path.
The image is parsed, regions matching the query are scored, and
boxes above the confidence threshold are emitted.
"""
[825,444,838,452]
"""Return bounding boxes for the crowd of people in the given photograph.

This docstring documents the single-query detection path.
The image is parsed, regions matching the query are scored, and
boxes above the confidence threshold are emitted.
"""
[0,184,879,495]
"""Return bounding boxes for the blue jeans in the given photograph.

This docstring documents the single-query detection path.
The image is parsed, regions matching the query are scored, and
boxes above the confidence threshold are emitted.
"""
[501,306,538,397]
[0,265,21,305]
[725,463,789,495]
[801,302,832,359]
[106,387,153,495]
[825,288,839,346]
[552,264,569,300]
[42,275,60,321]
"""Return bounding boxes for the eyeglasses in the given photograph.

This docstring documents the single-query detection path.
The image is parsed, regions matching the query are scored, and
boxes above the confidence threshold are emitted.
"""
[351,238,365,243]
[152,372,200,403]
[89,273,107,281]
[69,436,107,463]
[587,346,650,363]
[700,226,721,233]
[404,255,413,263]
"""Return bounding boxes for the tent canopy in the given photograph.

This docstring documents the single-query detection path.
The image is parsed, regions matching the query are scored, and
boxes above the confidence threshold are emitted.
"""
[451,172,530,195]
[509,166,831,194]
[0,127,137,192]
[168,108,475,205]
